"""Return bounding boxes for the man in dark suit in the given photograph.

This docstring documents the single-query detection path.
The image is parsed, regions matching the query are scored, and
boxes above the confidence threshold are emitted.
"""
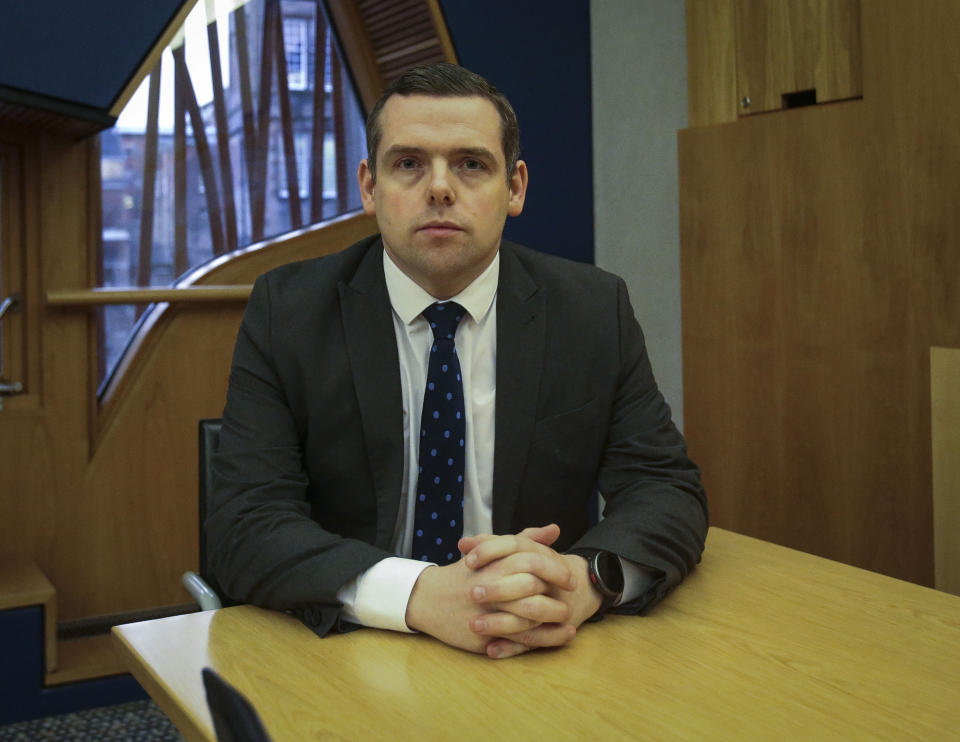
[209,63,707,659]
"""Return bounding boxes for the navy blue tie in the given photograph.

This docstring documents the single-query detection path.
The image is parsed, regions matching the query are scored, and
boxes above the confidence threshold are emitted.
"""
[412,302,466,565]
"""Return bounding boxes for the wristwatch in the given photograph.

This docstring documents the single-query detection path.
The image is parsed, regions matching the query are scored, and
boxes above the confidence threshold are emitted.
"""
[586,550,624,615]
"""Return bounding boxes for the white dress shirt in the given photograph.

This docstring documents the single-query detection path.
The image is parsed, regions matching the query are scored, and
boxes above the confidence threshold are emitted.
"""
[336,248,648,631]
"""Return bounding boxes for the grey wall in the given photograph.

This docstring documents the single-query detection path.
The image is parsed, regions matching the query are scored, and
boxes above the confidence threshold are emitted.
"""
[591,1,687,427]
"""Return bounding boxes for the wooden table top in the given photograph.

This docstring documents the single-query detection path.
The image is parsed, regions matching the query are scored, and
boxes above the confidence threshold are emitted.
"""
[113,527,960,741]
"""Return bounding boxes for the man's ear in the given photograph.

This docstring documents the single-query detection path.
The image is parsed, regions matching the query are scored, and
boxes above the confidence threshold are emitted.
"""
[357,159,377,216]
[507,160,528,217]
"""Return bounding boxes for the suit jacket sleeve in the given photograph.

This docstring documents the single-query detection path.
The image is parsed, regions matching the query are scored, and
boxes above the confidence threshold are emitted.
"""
[570,276,708,614]
[206,270,392,637]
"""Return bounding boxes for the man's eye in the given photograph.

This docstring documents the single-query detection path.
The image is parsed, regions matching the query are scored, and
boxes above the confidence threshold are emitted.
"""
[462,159,484,171]
[397,158,418,170]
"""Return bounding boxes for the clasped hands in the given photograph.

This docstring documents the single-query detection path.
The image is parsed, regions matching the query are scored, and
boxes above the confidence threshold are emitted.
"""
[405,524,602,659]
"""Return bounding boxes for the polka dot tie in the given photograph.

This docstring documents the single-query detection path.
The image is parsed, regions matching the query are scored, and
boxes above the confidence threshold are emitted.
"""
[412,302,466,565]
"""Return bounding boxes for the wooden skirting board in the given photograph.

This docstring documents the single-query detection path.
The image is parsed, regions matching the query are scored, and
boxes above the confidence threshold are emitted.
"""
[46,635,129,686]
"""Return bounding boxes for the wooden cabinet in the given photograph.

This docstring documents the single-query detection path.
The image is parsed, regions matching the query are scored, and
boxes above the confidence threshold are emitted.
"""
[686,0,862,125]
[680,1,960,586]
[736,0,861,114]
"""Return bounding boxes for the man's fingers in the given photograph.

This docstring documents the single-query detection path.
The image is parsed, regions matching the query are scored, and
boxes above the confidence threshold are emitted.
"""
[457,533,493,554]
[486,640,531,660]
[458,524,558,558]
[469,611,540,636]
[517,523,561,546]
[470,548,576,592]
[470,572,548,604]
[469,594,570,636]
[486,623,577,658]
[496,593,571,625]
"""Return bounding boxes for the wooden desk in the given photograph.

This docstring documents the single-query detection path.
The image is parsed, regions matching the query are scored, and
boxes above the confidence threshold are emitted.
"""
[113,528,960,740]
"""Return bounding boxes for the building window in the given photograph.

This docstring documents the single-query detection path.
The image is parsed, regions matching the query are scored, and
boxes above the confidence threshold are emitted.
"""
[284,17,309,91]
[96,0,367,394]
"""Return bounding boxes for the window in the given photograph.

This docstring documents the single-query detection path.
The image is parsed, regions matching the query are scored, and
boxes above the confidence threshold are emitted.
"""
[284,17,309,91]
[97,0,367,393]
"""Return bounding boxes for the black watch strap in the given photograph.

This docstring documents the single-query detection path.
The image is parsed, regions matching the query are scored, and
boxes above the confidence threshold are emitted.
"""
[585,550,624,615]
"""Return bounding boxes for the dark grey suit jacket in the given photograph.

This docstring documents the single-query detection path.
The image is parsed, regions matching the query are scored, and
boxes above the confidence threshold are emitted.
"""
[208,236,707,636]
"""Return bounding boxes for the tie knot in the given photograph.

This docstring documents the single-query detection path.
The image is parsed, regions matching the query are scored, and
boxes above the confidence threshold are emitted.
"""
[423,302,466,341]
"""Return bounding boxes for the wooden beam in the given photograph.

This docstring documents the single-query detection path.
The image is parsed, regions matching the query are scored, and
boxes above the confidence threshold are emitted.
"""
[108,0,202,118]
[325,0,383,113]
[273,0,303,229]
[47,286,253,307]
[207,12,239,252]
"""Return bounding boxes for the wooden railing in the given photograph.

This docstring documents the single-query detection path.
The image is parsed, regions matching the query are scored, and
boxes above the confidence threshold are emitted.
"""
[47,286,252,307]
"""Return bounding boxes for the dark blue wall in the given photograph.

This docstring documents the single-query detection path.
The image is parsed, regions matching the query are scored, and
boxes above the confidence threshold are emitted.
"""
[438,0,594,264]
[0,606,146,725]
[0,1,183,109]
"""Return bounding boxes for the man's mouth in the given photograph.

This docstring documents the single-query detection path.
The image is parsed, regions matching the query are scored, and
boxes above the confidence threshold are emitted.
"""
[417,221,464,237]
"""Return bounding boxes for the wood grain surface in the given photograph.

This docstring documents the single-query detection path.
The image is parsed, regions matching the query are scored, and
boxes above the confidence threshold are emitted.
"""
[735,0,862,114]
[0,117,379,628]
[113,528,960,742]
[680,0,960,586]
[931,347,960,596]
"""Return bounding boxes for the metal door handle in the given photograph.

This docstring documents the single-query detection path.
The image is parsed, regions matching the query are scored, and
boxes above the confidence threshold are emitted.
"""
[0,292,23,409]
[0,292,18,321]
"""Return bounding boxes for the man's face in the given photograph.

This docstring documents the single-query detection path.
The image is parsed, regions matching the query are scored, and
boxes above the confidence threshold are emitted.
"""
[357,94,528,299]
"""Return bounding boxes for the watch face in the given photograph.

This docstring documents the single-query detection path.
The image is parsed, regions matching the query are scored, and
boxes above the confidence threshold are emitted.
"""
[597,551,625,593]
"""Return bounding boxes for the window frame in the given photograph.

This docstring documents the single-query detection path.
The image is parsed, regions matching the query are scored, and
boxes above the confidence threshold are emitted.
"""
[283,16,310,92]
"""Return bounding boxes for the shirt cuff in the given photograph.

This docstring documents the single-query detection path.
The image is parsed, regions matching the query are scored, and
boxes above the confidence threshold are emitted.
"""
[616,558,659,607]
[335,557,435,632]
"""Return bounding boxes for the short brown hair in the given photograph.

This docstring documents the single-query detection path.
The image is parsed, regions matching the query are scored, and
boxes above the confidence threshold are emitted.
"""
[365,63,520,182]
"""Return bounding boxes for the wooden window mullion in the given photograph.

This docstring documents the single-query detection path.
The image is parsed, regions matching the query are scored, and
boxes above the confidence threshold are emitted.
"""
[207,16,239,253]
[273,0,302,229]
[332,48,348,215]
[234,5,258,241]
[137,69,161,289]
[310,10,328,223]
[252,0,277,242]
[174,46,226,261]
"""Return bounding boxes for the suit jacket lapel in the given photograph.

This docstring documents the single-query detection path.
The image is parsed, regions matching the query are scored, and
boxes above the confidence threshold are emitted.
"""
[339,241,404,550]
[492,243,546,534]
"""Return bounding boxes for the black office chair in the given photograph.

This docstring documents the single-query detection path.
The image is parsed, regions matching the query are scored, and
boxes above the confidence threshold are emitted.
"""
[202,667,272,742]
[182,418,225,610]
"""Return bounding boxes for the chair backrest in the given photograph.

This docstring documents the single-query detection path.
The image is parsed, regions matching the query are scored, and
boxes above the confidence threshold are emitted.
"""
[202,667,272,742]
[198,418,223,592]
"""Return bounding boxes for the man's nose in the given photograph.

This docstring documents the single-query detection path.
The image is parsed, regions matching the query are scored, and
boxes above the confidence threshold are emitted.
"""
[427,164,455,206]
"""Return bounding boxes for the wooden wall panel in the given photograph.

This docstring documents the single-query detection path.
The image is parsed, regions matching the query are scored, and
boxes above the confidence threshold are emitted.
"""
[68,214,375,618]
[688,0,862,123]
[73,214,376,617]
[681,0,960,585]
[0,133,93,602]
[735,0,862,114]
[0,113,379,620]
[2,0,435,626]
[685,0,738,126]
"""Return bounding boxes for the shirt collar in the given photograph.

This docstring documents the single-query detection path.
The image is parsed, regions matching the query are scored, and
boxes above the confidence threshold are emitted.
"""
[383,247,499,326]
